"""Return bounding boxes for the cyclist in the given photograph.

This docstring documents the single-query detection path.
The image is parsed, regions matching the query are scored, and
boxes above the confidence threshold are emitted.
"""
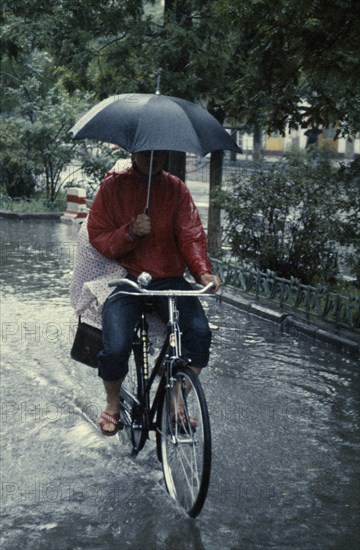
[87,151,221,435]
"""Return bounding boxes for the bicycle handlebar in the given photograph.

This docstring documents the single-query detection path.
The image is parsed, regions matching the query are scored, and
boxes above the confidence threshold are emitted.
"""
[108,278,216,297]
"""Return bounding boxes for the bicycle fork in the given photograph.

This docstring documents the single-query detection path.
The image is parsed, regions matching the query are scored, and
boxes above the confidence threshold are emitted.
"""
[167,296,182,360]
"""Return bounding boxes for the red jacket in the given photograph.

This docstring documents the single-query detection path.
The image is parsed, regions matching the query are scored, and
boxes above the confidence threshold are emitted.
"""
[87,166,212,281]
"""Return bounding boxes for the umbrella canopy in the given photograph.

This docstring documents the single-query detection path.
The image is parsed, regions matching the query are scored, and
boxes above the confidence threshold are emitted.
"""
[69,93,241,156]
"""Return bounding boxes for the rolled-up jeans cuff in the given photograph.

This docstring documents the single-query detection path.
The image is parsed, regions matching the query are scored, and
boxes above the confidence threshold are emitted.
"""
[97,351,129,381]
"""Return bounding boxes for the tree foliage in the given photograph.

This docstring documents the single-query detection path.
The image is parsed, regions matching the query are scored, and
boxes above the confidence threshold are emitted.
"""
[2,0,360,135]
[217,0,360,135]
[336,158,360,282]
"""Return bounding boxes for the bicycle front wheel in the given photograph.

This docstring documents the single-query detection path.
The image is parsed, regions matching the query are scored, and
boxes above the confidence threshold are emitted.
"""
[158,366,211,518]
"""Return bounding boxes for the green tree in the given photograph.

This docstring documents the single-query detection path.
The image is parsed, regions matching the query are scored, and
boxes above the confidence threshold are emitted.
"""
[1,47,93,199]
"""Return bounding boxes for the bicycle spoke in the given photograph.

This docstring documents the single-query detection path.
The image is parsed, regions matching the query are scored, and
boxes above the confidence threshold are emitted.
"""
[173,436,200,500]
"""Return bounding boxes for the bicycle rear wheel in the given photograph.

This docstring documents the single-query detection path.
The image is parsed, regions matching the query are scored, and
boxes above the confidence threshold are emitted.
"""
[157,366,211,517]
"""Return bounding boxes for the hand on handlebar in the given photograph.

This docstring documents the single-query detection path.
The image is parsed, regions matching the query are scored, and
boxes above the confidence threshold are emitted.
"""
[199,273,221,293]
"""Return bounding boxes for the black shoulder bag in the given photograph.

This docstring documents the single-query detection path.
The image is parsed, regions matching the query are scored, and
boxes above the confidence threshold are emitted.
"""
[70,318,103,368]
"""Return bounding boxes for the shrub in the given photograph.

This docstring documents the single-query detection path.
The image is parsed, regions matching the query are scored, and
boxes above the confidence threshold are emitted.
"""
[336,157,360,285]
[216,149,349,285]
[0,155,36,198]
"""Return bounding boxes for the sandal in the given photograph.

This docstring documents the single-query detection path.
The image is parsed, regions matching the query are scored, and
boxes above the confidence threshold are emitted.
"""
[99,411,120,436]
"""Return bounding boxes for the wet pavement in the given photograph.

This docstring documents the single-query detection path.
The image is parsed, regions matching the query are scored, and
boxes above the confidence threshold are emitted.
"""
[1,218,359,549]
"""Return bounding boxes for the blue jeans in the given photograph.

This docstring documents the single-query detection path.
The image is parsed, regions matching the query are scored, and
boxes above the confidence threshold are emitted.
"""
[98,277,212,381]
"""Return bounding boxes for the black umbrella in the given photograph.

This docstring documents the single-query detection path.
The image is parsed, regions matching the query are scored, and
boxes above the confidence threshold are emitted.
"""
[70,93,240,155]
[69,93,241,210]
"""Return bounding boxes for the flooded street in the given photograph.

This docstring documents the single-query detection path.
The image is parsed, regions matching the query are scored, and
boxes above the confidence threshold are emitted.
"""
[1,219,359,549]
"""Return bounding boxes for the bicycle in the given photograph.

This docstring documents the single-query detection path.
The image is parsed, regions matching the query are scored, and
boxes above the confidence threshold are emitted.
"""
[108,273,215,518]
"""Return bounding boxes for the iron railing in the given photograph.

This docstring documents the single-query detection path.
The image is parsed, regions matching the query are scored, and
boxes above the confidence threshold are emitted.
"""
[211,258,360,330]
[0,195,65,213]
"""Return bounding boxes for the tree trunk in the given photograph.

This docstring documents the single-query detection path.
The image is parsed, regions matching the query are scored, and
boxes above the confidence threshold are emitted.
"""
[253,121,263,161]
[207,102,226,257]
[229,129,238,161]
[165,151,186,182]
[162,0,190,183]
[207,150,223,257]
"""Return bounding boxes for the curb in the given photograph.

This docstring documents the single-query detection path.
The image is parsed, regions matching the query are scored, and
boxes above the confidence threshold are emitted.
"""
[219,288,360,357]
[283,316,360,355]
[0,210,63,220]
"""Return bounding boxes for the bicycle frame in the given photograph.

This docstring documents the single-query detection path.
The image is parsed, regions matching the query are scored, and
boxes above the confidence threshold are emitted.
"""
[133,295,188,435]
[109,278,214,437]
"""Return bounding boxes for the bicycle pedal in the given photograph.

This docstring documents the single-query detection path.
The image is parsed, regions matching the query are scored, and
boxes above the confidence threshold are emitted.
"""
[176,425,196,435]
[171,419,196,435]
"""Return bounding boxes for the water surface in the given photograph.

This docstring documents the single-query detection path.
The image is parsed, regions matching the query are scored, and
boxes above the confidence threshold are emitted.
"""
[1,219,359,549]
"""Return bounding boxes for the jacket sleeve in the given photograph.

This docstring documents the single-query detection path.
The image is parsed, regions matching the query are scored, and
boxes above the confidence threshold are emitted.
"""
[87,174,140,260]
[175,182,213,281]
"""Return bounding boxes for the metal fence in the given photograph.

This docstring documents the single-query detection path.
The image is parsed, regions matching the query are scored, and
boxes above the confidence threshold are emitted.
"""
[0,195,65,213]
[211,258,360,330]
